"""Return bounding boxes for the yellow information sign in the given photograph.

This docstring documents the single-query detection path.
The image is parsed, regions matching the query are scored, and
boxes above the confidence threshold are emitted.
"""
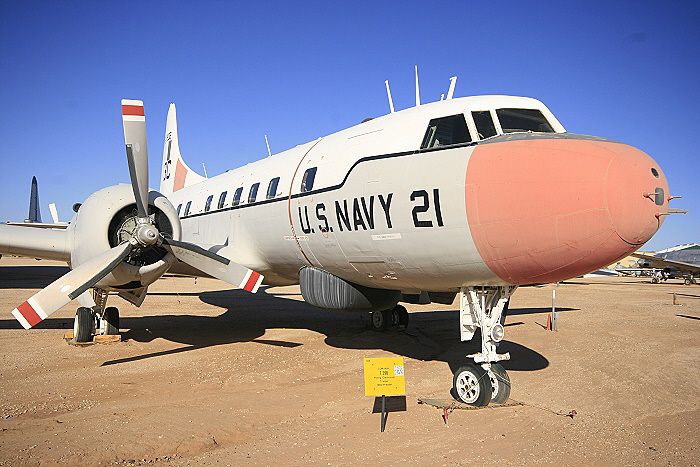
[363,357,406,396]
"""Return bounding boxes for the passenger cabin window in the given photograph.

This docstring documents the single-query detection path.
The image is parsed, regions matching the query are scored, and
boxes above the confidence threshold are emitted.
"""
[267,177,280,200]
[496,108,554,133]
[301,167,316,192]
[176,203,182,215]
[472,111,498,139]
[420,114,471,149]
[204,195,213,212]
[248,183,260,203]
[217,191,227,209]
[183,201,192,216]
[232,187,243,206]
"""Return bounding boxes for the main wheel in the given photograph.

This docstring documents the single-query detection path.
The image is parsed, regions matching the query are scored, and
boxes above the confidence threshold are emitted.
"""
[453,364,492,406]
[370,309,392,331]
[74,307,94,343]
[488,363,511,404]
[102,307,120,335]
[393,305,409,330]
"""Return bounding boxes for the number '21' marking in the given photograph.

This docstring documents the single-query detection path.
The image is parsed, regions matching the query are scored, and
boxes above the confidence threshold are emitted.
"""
[411,189,444,228]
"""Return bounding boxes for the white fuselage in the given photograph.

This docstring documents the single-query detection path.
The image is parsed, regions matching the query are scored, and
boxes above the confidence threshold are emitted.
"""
[166,96,565,291]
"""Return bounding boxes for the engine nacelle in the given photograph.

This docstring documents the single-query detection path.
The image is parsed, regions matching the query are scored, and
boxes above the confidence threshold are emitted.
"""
[299,266,401,312]
[69,184,181,292]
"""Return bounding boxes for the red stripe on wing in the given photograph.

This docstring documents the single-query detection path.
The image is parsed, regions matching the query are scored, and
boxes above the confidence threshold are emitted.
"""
[17,301,43,327]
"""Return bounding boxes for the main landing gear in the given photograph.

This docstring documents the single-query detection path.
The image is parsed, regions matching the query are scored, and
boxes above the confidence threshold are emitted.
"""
[651,270,668,284]
[452,285,516,406]
[370,304,409,331]
[73,289,120,343]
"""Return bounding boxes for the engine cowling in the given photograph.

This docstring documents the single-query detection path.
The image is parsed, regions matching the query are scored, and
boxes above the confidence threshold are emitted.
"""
[69,184,181,291]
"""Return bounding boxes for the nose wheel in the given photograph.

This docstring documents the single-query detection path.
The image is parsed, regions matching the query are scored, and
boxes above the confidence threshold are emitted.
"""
[453,363,492,406]
[452,286,516,406]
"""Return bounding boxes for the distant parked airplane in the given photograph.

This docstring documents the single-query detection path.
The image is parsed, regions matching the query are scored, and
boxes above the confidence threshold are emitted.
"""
[6,176,68,230]
[630,245,700,284]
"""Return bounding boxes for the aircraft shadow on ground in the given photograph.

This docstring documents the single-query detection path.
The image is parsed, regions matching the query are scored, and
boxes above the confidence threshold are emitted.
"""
[105,288,550,372]
[0,262,551,372]
[0,265,69,288]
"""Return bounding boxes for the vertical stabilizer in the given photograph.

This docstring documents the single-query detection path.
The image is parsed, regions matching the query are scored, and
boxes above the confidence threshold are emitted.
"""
[160,103,206,196]
[27,176,42,223]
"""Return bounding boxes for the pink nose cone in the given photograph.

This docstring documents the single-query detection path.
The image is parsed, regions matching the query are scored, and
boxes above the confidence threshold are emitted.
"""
[465,137,667,285]
[605,144,668,245]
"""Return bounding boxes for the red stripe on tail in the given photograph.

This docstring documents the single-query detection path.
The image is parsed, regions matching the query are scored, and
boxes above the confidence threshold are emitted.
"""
[243,271,261,292]
[122,105,145,116]
[17,301,43,327]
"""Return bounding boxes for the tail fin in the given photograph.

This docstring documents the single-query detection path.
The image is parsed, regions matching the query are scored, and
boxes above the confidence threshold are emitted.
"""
[160,103,206,196]
[27,176,42,223]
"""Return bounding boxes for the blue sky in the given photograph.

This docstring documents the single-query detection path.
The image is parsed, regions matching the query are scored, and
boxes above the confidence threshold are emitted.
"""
[0,0,697,251]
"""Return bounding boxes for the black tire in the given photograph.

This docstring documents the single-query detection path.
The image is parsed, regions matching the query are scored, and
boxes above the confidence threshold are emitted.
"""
[488,363,511,404]
[453,364,492,406]
[102,307,120,335]
[370,309,392,331]
[394,305,409,330]
[652,276,659,284]
[74,307,94,343]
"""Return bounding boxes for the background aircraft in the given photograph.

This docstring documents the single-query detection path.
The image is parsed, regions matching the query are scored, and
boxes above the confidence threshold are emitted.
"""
[629,244,700,284]
[6,177,68,230]
[0,81,673,406]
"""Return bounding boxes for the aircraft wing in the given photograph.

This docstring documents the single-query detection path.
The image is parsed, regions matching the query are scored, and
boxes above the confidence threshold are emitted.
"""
[6,222,68,229]
[631,252,700,274]
[0,223,71,261]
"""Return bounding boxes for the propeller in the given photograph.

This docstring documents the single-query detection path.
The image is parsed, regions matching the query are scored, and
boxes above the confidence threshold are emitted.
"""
[12,100,263,329]
[122,99,150,222]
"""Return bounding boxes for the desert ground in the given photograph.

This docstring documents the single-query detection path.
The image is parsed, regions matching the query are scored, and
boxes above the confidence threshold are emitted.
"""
[1,255,699,466]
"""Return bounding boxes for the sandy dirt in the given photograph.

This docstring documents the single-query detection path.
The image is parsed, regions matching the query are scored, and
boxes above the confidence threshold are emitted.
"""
[1,255,699,466]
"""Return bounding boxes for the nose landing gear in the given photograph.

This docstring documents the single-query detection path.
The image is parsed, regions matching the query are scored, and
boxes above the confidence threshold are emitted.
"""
[453,285,516,406]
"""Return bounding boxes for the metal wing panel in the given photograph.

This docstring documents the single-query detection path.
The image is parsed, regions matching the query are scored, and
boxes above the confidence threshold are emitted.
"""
[631,253,700,273]
[0,223,71,262]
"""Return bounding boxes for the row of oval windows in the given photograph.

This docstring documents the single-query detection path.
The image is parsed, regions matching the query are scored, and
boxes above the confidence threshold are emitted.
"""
[176,167,317,217]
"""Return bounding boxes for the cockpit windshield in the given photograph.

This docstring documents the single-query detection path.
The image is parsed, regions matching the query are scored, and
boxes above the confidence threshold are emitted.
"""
[496,108,554,133]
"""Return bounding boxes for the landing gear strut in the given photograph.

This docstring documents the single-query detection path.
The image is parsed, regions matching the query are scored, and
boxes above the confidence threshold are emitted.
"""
[452,285,517,406]
[370,304,409,331]
[72,289,120,343]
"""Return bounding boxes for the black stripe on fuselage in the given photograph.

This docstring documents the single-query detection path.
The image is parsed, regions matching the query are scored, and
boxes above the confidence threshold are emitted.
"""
[177,132,615,220]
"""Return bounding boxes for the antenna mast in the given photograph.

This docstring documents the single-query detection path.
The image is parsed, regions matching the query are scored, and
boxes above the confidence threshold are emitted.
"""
[264,135,272,157]
[384,80,395,113]
[414,65,421,106]
[446,76,457,100]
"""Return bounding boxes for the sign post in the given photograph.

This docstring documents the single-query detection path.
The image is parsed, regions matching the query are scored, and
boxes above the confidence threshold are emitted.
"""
[364,357,406,432]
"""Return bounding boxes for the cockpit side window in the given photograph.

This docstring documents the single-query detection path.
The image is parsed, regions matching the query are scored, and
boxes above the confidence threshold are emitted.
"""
[496,108,554,133]
[420,114,471,149]
[472,111,498,140]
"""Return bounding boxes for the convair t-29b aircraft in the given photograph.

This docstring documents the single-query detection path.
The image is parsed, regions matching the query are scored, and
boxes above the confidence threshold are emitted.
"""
[2,77,671,406]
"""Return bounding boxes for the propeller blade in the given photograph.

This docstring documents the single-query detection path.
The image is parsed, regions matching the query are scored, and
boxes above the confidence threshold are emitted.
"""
[11,242,132,329]
[121,99,150,220]
[162,238,264,292]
